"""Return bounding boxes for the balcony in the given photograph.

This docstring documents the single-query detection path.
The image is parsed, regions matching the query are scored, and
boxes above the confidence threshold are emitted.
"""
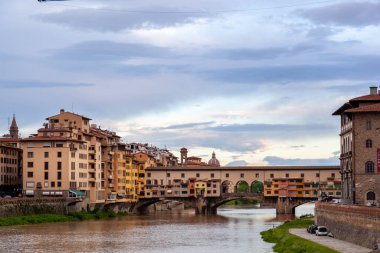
[89,177,96,182]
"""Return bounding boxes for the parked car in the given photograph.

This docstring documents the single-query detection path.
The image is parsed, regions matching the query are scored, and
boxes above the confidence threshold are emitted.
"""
[374,243,380,250]
[315,226,328,236]
[3,195,12,199]
[307,225,318,234]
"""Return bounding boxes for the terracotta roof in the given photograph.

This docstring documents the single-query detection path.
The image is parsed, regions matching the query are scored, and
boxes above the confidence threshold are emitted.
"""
[332,102,352,115]
[37,128,71,132]
[21,136,85,143]
[349,94,380,102]
[345,103,380,113]
[0,138,20,142]
[46,111,92,120]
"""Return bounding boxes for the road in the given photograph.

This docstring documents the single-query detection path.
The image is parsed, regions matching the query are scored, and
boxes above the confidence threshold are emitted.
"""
[289,228,372,253]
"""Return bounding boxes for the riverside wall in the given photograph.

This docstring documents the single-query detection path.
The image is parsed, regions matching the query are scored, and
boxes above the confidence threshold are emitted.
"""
[315,202,380,249]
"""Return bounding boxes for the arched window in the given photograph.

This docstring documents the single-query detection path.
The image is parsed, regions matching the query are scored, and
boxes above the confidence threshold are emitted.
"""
[367,191,376,201]
[366,139,373,148]
[365,161,374,173]
[366,120,372,130]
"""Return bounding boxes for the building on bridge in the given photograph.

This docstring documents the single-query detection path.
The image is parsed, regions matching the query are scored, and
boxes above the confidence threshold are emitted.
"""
[144,166,340,199]
[333,86,380,206]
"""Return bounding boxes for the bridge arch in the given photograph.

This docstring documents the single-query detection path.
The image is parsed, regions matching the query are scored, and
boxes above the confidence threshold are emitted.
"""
[221,180,235,194]
[251,181,264,194]
[236,180,249,193]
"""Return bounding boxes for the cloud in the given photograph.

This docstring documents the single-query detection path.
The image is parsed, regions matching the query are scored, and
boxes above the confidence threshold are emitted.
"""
[162,121,215,130]
[225,160,249,166]
[0,80,94,89]
[264,155,339,166]
[210,123,335,133]
[35,5,211,32]
[298,2,380,27]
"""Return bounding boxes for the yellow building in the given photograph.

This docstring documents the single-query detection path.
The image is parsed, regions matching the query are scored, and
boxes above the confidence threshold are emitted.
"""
[133,152,156,197]
[194,180,208,197]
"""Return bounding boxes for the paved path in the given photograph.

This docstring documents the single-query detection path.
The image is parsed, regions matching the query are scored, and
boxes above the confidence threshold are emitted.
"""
[289,228,372,253]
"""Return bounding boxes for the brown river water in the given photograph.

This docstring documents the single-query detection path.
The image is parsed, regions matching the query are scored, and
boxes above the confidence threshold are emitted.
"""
[0,205,313,253]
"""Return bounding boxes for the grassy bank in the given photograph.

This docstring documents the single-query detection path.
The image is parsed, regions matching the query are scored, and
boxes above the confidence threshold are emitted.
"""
[0,210,127,227]
[261,219,339,253]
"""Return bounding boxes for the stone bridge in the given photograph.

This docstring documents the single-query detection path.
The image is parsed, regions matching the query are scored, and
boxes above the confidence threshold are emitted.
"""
[133,193,315,215]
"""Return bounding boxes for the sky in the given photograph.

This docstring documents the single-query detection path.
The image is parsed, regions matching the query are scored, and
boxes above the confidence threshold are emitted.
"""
[1,0,380,166]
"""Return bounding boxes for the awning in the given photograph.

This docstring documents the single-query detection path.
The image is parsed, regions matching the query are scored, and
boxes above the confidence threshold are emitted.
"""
[69,189,85,197]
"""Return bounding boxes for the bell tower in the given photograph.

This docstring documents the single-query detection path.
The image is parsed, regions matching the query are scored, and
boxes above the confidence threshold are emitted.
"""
[180,147,188,167]
[9,114,19,139]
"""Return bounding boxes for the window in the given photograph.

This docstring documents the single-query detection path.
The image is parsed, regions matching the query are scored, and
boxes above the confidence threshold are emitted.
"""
[316,173,320,178]
[366,120,372,130]
[27,152,33,158]
[366,191,376,201]
[240,173,244,178]
[167,173,170,177]
[27,162,33,168]
[56,143,63,147]
[366,139,373,148]
[226,173,229,178]
[331,173,335,178]
[270,174,274,178]
[51,181,55,187]
[196,173,200,178]
[285,173,289,178]
[255,173,259,178]
[147,172,151,177]
[210,173,214,178]
[57,172,62,180]
[365,161,374,173]
[44,172,49,180]
[57,181,61,187]
[181,173,185,178]
[300,173,304,178]
[27,172,33,178]
[44,152,49,158]
[57,152,62,158]
[44,162,49,170]
[57,162,62,170]
[71,172,75,180]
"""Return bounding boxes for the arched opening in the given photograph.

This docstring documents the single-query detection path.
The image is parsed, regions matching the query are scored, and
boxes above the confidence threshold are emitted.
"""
[236,180,249,193]
[221,180,234,194]
[251,181,264,194]
[366,191,376,206]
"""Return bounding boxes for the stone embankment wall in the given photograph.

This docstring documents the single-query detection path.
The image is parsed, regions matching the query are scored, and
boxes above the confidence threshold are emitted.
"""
[315,202,380,249]
[0,198,68,217]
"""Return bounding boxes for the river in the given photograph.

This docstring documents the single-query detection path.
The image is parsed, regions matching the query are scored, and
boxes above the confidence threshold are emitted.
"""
[0,204,314,253]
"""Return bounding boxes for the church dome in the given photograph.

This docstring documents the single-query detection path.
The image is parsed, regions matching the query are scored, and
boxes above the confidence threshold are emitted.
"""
[208,152,220,167]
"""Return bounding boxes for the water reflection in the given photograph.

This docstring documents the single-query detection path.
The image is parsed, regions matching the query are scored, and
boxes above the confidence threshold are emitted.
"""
[0,207,313,253]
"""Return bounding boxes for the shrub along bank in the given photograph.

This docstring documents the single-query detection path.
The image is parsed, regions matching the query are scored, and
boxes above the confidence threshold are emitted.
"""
[261,218,338,253]
[0,210,127,227]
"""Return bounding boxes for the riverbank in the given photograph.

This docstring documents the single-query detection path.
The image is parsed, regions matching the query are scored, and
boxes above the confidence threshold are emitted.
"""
[261,218,338,253]
[0,210,127,227]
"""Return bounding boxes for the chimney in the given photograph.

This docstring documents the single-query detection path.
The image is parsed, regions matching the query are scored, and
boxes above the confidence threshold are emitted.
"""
[369,86,377,95]
[60,109,65,114]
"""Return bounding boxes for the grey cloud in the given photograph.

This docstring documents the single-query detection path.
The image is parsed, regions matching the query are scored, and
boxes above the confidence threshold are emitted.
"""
[225,160,250,166]
[298,2,380,27]
[162,121,215,130]
[210,123,335,133]
[35,7,209,32]
[0,80,94,89]
[264,155,339,166]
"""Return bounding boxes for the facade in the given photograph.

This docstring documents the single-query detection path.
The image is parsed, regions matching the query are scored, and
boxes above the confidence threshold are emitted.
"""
[0,145,22,194]
[21,110,104,202]
[145,166,340,199]
[333,86,380,206]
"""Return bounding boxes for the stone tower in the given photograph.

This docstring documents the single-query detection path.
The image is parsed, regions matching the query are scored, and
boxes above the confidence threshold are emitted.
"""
[9,114,19,139]
[180,147,188,166]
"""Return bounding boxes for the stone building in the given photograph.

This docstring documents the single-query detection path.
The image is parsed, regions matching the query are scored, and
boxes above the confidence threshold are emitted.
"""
[333,86,380,206]
[0,145,22,194]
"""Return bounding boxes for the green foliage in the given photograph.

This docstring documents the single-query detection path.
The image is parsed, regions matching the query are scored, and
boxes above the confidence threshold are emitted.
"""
[252,181,264,193]
[261,219,338,253]
[0,210,128,227]
[224,199,258,206]
[237,181,249,193]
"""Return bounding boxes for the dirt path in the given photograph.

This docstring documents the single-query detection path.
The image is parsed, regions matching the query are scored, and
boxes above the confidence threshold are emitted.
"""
[289,228,372,253]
